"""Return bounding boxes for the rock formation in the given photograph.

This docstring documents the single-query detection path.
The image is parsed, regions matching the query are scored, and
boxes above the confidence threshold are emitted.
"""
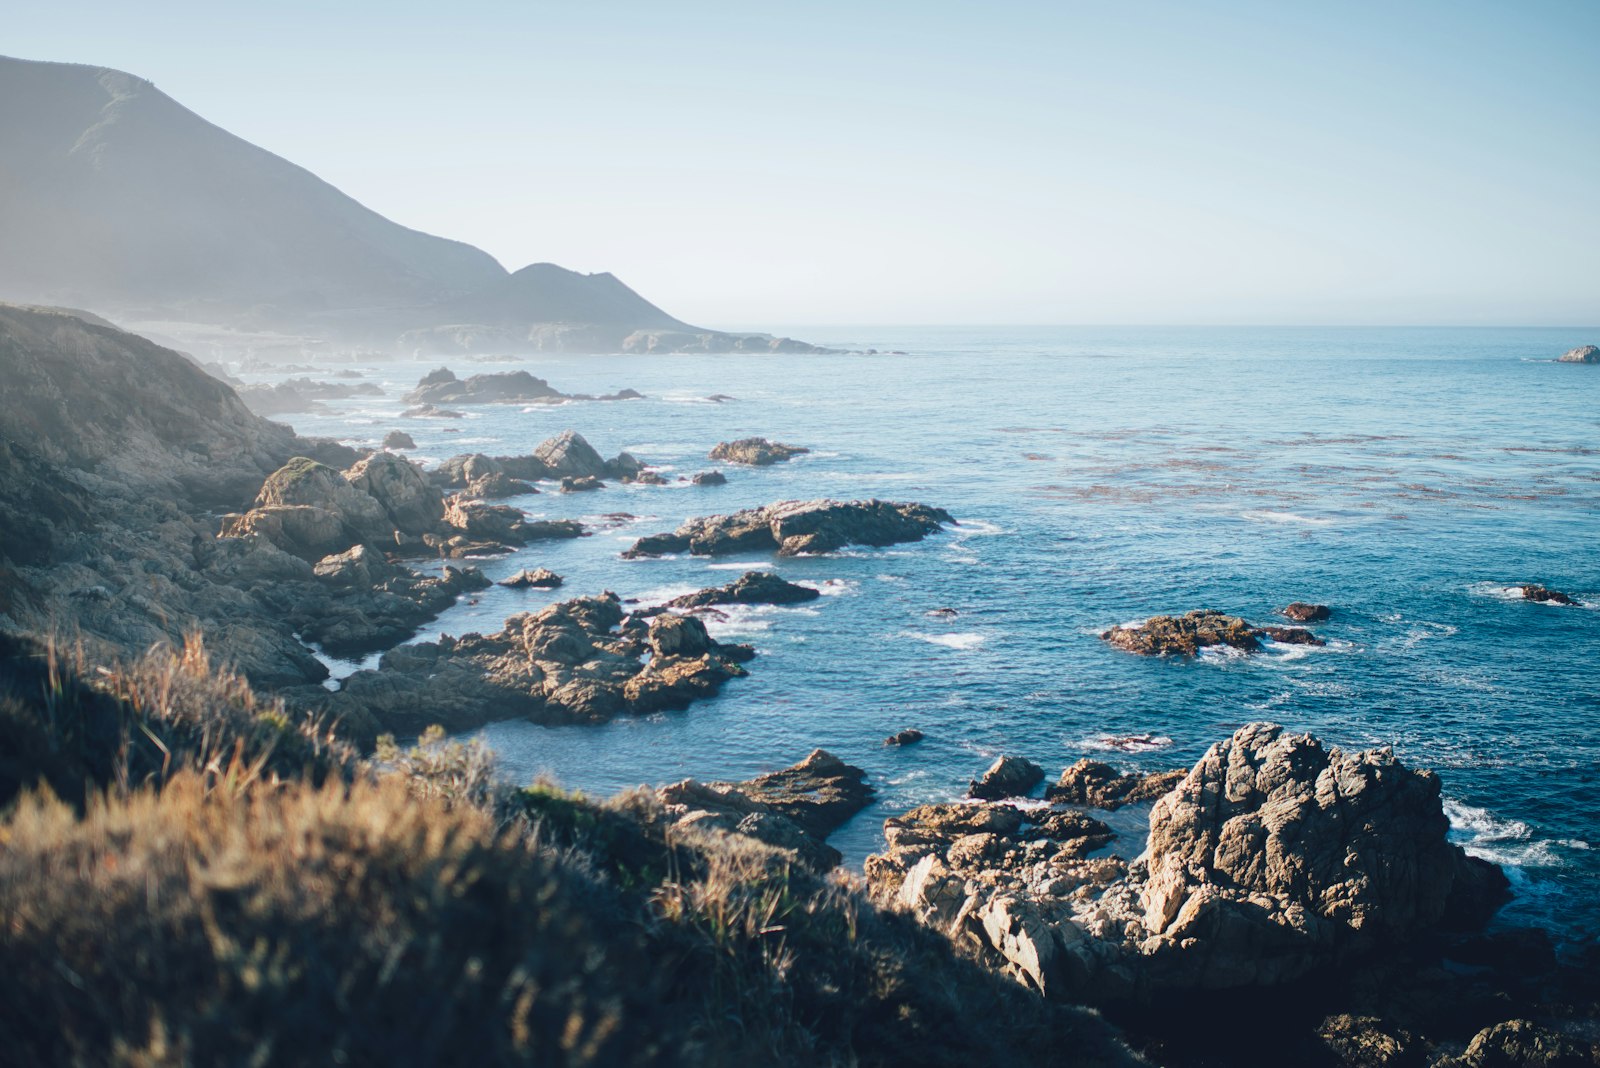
[968,756,1046,800]
[709,437,811,466]
[1102,610,1322,656]
[656,750,875,871]
[501,568,563,589]
[866,724,1507,1004]
[382,430,417,450]
[333,594,755,740]
[664,571,821,610]
[623,499,954,559]
[1556,345,1599,364]
[1520,584,1577,606]
[1282,602,1331,622]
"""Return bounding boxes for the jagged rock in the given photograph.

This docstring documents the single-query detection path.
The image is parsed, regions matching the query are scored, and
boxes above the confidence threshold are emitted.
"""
[629,471,668,485]
[561,475,605,492]
[312,544,399,588]
[500,568,562,589]
[603,452,644,481]
[866,723,1511,1007]
[1520,584,1577,606]
[293,564,490,659]
[968,756,1046,800]
[885,729,925,746]
[1315,1015,1420,1067]
[665,571,821,610]
[1102,609,1324,656]
[655,751,872,871]
[709,437,810,466]
[382,430,416,450]
[432,453,509,488]
[691,470,727,486]
[343,452,443,535]
[439,498,584,549]
[1044,760,1185,809]
[403,368,564,404]
[466,472,537,499]
[1450,1019,1595,1067]
[624,499,954,559]
[1556,345,1600,364]
[333,594,751,736]
[535,430,608,478]
[1282,602,1331,622]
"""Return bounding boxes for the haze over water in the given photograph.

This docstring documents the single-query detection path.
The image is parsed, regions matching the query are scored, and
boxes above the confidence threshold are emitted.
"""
[272,325,1600,941]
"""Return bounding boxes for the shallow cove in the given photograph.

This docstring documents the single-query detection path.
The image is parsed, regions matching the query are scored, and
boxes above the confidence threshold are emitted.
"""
[270,325,1600,943]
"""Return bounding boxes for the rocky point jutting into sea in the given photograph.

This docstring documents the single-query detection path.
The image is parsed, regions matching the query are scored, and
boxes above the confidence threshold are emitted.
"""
[1,306,1597,1066]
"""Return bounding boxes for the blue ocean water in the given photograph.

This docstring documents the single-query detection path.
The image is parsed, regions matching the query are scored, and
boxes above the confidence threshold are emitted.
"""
[272,326,1600,941]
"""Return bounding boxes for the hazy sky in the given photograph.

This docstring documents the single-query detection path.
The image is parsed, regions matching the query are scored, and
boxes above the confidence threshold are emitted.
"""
[11,1,1600,327]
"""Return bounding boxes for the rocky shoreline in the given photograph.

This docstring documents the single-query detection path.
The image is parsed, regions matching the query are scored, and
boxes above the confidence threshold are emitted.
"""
[1,304,1595,1066]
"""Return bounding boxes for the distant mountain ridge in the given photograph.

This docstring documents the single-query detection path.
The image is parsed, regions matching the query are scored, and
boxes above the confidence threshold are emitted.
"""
[0,55,816,354]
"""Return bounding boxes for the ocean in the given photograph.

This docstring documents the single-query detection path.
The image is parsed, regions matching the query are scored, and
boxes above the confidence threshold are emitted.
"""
[268,325,1600,943]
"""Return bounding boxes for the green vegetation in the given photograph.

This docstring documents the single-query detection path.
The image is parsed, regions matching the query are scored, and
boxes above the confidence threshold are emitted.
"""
[0,631,1139,1067]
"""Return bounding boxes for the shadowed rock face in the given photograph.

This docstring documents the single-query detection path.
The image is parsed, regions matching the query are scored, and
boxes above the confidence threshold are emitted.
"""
[866,723,1508,1005]
[624,499,955,559]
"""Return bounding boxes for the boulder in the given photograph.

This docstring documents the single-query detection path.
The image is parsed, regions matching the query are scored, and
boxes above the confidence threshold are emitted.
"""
[1282,602,1331,622]
[465,472,537,499]
[381,430,416,450]
[343,452,443,535]
[885,728,925,746]
[691,470,727,486]
[560,475,605,493]
[968,755,1046,800]
[623,499,954,559]
[500,568,562,589]
[1556,345,1600,364]
[664,571,821,610]
[1450,1019,1595,1067]
[1044,760,1185,808]
[534,430,608,479]
[709,437,810,466]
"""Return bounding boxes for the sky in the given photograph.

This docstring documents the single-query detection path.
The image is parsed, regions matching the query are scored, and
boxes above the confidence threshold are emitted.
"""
[9,0,1600,327]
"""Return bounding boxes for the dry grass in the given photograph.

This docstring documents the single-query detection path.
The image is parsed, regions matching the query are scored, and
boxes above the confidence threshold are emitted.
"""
[0,629,1142,1067]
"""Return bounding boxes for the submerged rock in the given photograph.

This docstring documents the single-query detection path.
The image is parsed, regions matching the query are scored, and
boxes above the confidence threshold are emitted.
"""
[690,470,727,486]
[1519,584,1577,606]
[1556,344,1600,364]
[560,475,605,493]
[1282,601,1331,622]
[885,729,925,746]
[665,571,821,610]
[623,499,954,559]
[709,437,811,466]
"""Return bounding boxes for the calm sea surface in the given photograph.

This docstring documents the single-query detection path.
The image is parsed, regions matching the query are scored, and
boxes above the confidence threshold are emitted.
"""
[270,326,1600,942]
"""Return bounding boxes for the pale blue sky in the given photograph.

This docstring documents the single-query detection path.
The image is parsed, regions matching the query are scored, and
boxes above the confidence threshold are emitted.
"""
[10,1,1599,326]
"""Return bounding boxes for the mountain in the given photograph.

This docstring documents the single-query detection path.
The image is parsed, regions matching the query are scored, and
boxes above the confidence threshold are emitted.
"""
[0,56,814,354]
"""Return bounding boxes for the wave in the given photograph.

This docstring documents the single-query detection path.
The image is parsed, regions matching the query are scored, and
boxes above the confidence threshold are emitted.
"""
[1239,509,1336,526]
[1079,733,1174,754]
[1443,798,1587,870]
[904,631,988,651]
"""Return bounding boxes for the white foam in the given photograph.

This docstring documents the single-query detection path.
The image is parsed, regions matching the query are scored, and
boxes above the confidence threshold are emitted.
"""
[1240,509,1335,526]
[1444,798,1583,870]
[800,579,858,597]
[905,631,988,651]
[1080,733,1174,754]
